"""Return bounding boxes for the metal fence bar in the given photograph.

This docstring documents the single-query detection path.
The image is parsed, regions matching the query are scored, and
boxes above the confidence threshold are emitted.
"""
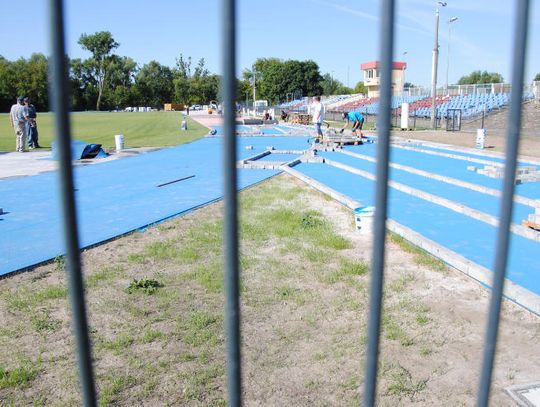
[476,1,530,406]
[48,0,97,406]
[221,0,242,405]
[363,0,395,405]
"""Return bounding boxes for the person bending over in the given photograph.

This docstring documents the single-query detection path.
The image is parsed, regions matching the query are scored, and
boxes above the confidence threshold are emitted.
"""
[340,111,365,142]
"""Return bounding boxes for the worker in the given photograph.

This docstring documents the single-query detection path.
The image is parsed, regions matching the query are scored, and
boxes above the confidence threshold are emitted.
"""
[340,111,365,142]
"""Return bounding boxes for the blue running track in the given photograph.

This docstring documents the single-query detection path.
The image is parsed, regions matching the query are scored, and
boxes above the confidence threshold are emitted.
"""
[0,136,309,275]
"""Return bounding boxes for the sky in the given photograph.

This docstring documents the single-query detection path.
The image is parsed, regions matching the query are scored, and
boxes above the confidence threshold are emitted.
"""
[0,0,539,90]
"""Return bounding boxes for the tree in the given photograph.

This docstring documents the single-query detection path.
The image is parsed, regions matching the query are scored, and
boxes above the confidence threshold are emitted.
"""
[0,56,20,111]
[248,57,323,104]
[354,81,367,95]
[190,58,217,104]
[0,54,50,112]
[534,73,540,82]
[103,56,138,109]
[70,57,96,110]
[173,54,192,104]
[321,73,339,96]
[457,70,503,85]
[237,78,251,105]
[78,31,120,110]
[16,54,50,111]
[135,61,173,108]
[321,74,352,95]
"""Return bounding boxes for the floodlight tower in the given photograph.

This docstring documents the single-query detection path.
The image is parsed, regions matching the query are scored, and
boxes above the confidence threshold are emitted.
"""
[431,1,447,129]
[445,17,459,95]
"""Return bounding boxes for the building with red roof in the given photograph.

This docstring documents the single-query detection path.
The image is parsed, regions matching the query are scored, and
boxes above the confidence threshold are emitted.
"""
[361,61,407,97]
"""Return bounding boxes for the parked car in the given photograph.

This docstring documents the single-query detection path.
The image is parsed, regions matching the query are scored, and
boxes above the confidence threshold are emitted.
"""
[190,104,202,110]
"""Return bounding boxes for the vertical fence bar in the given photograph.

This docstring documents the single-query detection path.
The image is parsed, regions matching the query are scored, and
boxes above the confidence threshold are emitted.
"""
[48,0,97,406]
[221,0,241,405]
[476,1,530,406]
[363,0,395,405]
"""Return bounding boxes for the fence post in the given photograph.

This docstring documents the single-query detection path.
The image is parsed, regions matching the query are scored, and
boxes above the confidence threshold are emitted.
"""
[363,0,395,405]
[48,0,97,405]
[476,1,530,405]
[221,0,242,406]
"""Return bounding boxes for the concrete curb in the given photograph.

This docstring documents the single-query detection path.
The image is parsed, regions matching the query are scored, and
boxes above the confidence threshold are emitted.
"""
[323,158,540,243]
[395,137,540,166]
[337,149,538,208]
[283,165,540,316]
[387,219,540,316]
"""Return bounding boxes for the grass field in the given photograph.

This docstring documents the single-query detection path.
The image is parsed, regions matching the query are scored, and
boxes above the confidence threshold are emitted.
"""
[0,111,209,151]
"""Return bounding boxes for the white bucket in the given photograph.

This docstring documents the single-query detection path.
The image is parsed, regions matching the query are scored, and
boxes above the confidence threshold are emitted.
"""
[115,134,124,152]
[354,206,375,233]
[476,129,486,149]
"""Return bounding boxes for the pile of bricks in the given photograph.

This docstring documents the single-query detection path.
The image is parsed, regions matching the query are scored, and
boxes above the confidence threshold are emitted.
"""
[523,202,540,231]
[467,164,540,184]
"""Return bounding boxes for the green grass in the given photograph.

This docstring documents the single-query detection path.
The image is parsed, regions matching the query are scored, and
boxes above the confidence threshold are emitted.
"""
[30,309,62,333]
[0,111,208,151]
[98,374,137,407]
[97,334,135,354]
[0,359,41,389]
[178,312,222,347]
[385,365,428,400]
[325,119,376,131]
[382,314,415,347]
[389,232,447,272]
[126,278,162,295]
[86,265,125,289]
[322,259,369,284]
[6,284,68,312]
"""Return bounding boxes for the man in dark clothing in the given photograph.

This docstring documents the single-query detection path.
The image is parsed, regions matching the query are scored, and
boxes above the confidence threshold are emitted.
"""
[24,98,40,148]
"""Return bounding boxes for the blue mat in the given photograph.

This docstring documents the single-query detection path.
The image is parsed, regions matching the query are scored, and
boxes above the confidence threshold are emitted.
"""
[343,144,540,199]
[320,151,534,224]
[294,162,540,298]
[0,136,310,275]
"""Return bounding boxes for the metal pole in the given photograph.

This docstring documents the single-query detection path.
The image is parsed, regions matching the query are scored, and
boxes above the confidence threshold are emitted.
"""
[221,0,241,405]
[446,17,458,95]
[431,5,443,129]
[363,0,395,405]
[476,0,529,405]
[48,0,97,406]
[252,65,256,117]
[446,21,450,94]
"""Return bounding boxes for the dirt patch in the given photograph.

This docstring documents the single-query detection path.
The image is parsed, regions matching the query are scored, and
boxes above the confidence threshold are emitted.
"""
[392,130,540,160]
[0,174,538,406]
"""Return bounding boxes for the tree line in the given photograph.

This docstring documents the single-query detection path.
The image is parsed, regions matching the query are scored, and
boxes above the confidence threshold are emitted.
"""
[2,31,536,113]
[0,31,362,113]
[0,31,223,113]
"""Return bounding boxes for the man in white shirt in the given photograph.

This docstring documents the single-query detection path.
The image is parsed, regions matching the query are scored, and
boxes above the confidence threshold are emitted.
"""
[311,96,325,143]
[10,97,27,152]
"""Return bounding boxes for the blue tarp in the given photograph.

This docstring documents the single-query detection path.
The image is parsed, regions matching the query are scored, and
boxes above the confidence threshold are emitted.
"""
[51,140,108,160]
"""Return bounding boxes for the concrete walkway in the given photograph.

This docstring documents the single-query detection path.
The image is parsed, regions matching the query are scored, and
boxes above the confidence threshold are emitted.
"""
[0,148,160,180]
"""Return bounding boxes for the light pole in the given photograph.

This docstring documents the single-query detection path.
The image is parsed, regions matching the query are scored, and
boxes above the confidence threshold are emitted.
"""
[402,51,408,96]
[431,1,447,129]
[331,70,334,94]
[445,17,458,95]
[251,65,256,117]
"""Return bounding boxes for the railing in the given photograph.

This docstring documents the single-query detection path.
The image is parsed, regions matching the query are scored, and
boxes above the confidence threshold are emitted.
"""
[46,0,531,406]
